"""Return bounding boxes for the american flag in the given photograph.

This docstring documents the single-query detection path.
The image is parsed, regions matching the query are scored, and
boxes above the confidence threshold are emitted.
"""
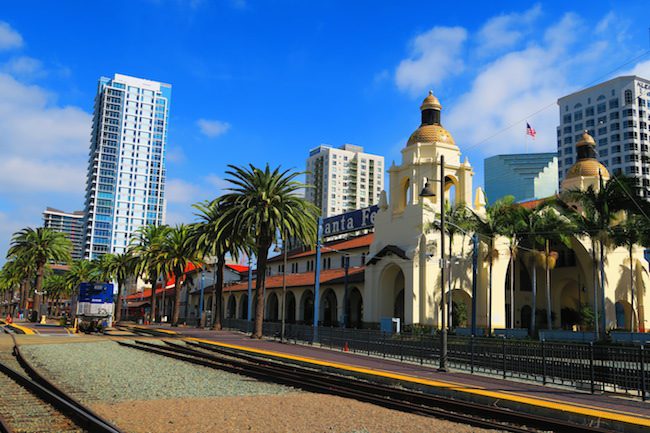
[526,122,536,139]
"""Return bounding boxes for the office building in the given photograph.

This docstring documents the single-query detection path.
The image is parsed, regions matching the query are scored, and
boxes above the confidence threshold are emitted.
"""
[484,153,558,203]
[83,73,171,259]
[557,76,650,197]
[43,207,84,261]
[306,144,384,217]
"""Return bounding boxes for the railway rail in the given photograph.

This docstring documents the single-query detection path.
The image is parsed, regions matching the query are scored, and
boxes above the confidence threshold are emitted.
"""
[0,336,122,433]
[119,338,614,433]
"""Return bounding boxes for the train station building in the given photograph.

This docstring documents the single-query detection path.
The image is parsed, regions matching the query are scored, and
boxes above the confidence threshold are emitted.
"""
[204,92,650,334]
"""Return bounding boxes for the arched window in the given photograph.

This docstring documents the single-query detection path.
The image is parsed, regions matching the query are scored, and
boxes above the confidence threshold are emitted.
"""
[625,89,633,105]
[573,103,582,109]
[597,94,606,101]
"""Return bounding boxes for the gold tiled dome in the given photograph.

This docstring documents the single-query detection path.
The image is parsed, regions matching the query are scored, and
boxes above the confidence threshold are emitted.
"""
[576,131,596,147]
[407,124,456,146]
[420,90,442,111]
[565,159,610,179]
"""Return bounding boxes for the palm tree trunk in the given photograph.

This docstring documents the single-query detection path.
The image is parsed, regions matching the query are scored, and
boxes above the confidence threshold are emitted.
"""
[509,249,515,329]
[629,243,635,332]
[545,241,552,330]
[448,239,453,328]
[34,263,45,320]
[150,273,157,325]
[488,240,493,333]
[212,255,225,330]
[172,278,182,326]
[599,240,606,334]
[115,279,124,323]
[253,241,271,339]
[531,258,537,335]
[591,239,599,338]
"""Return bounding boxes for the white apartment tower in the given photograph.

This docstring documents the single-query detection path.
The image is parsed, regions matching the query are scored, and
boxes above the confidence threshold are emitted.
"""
[83,74,171,259]
[306,144,384,217]
[557,76,650,196]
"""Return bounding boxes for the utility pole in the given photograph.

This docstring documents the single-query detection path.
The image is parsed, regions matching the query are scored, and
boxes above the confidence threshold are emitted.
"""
[313,217,323,343]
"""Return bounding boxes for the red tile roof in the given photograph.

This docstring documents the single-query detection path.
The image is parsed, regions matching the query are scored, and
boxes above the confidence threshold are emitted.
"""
[226,264,249,273]
[268,233,373,262]
[225,267,365,292]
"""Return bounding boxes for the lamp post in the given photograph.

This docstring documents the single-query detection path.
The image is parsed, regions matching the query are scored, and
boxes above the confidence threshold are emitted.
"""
[274,229,289,343]
[419,154,448,372]
[198,269,205,327]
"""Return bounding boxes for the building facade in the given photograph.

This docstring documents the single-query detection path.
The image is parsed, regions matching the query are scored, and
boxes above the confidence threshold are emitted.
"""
[557,75,650,197]
[484,153,558,203]
[306,144,384,217]
[43,207,84,261]
[82,74,171,259]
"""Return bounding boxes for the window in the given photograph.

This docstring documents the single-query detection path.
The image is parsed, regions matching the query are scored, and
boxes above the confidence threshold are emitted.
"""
[612,145,621,153]
[597,103,606,113]
[586,119,595,127]
[611,134,621,142]
[574,123,584,132]
[598,127,607,136]
[612,156,622,164]
[585,107,594,116]
[625,89,633,105]
[564,146,573,154]
[574,112,583,121]
[609,99,619,109]
[565,157,573,165]
[563,114,572,123]
[599,148,609,157]
[610,122,620,131]
[597,116,607,124]
[624,108,634,117]
[563,137,572,144]
[609,112,619,120]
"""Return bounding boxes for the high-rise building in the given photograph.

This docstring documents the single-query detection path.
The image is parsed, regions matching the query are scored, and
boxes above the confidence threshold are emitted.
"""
[83,73,171,259]
[43,207,84,261]
[306,144,384,217]
[557,76,650,197]
[484,153,558,203]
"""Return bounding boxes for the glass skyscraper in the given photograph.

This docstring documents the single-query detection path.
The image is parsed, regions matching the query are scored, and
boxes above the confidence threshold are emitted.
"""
[83,74,171,259]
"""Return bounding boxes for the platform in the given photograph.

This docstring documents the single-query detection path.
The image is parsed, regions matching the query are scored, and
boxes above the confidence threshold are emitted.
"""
[134,324,650,432]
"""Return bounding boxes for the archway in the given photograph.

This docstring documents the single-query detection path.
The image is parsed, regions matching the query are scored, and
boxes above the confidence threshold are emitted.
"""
[321,288,338,326]
[226,295,236,319]
[285,292,296,323]
[560,281,580,330]
[450,289,471,328]
[521,305,532,331]
[615,300,634,330]
[379,264,406,322]
[444,174,458,206]
[348,287,363,328]
[266,292,279,321]
[238,293,248,319]
[398,177,410,212]
[300,290,314,324]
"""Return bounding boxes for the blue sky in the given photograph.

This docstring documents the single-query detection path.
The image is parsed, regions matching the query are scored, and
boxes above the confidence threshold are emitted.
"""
[1,0,650,261]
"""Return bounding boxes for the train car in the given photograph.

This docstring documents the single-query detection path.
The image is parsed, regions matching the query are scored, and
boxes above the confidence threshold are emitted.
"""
[76,282,114,332]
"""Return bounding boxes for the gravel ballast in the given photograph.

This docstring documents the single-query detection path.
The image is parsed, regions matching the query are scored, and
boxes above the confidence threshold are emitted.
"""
[21,341,294,402]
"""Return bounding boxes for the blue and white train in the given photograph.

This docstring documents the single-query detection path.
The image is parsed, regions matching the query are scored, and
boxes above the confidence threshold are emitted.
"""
[75,283,114,331]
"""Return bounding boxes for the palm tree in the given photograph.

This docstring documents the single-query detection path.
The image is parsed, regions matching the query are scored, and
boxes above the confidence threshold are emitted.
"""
[159,224,201,326]
[193,199,249,330]
[7,227,71,320]
[102,253,137,323]
[43,274,67,316]
[1,258,31,314]
[219,164,319,338]
[65,259,100,294]
[131,224,170,323]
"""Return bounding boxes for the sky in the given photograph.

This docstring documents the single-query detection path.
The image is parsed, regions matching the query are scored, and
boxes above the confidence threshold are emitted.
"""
[1,0,650,262]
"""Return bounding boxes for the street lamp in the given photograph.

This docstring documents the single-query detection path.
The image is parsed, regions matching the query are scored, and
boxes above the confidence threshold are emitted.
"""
[419,154,448,372]
[274,230,288,342]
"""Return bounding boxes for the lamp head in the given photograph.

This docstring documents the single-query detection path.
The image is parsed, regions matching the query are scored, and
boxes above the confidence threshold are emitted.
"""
[419,181,436,198]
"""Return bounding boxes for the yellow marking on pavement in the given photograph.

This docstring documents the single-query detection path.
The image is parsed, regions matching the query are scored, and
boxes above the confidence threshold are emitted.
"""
[186,337,650,428]
[8,323,37,335]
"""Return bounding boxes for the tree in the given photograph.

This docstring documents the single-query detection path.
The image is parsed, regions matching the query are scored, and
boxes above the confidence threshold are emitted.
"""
[43,274,67,316]
[102,253,137,322]
[1,258,32,314]
[131,224,170,323]
[193,199,249,330]
[159,224,201,326]
[65,259,100,294]
[7,227,71,320]
[219,164,319,338]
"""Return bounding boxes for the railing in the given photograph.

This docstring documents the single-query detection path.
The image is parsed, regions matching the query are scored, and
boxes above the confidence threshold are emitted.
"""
[221,318,649,400]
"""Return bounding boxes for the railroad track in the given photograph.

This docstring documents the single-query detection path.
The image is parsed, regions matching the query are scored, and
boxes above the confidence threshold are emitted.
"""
[0,337,123,433]
[119,339,613,433]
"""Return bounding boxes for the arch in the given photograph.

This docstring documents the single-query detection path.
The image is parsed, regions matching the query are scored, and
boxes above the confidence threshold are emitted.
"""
[398,177,411,211]
[450,289,471,328]
[615,300,634,330]
[379,264,406,322]
[238,293,248,319]
[285,291,296,323]
[320,288,338,326]
[299,290,314,324]
[266,292,279,321]
[348,287,363,328]
[226,295,236,319]
[560,280,581,329]
[574,103,583,109]
[444,174,459,206]
[597,94,606,101]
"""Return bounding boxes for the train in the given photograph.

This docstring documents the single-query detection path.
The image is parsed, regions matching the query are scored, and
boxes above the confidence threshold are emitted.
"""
[75,282,114,332]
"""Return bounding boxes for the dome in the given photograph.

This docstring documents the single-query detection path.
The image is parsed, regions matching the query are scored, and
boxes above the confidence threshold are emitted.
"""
[420,90,442,111]
[564,159,610,179]
[576,131,596,147]
[407,124,456,146]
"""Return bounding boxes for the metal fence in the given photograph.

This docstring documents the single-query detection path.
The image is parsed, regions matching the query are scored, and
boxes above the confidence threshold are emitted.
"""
[221,318,649,400]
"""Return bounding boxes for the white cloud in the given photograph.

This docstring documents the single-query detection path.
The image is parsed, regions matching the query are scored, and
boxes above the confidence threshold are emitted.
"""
[621,59,650,78]
[395,26,467,95]
[0,22,23,51]
[2,56,45,78]
[0,157,85,194]
[205,174,229,191]
[197,118,231,138]
[476,4,541,54]
[166,178,206,205]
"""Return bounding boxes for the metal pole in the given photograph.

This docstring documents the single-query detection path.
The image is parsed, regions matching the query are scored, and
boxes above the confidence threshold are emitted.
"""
[198,270,205,327]
[343,255,349,328]
[471,233,478,336]
[439,154,448,372]
[247,257,252,321]
[313,216,323,343]
[281,229,287,342]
